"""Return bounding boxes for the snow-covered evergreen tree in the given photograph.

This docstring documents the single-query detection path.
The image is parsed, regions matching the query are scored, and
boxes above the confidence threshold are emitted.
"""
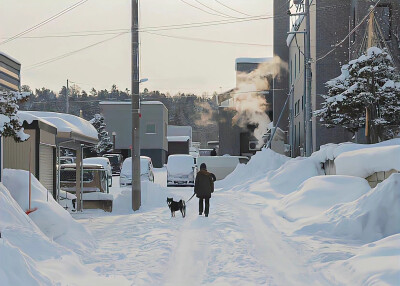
[0,90,30,142]
[90,114,113,155]
[315,47,400,142]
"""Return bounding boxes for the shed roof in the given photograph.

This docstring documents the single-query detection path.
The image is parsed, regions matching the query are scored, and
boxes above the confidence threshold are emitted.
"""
[25,111,98,145]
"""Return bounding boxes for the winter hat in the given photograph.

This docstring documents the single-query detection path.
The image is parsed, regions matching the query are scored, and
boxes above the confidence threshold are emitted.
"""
[200,163,207,170]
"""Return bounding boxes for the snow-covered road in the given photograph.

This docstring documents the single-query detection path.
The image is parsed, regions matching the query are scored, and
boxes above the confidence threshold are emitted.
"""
[75,172,329,285]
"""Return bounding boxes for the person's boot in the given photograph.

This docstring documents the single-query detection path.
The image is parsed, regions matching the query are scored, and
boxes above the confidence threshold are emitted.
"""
[205,214,208,217]
[199,212,202,215]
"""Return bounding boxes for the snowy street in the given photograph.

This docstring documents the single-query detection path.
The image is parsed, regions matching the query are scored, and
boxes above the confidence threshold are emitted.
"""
[75,171,344,285]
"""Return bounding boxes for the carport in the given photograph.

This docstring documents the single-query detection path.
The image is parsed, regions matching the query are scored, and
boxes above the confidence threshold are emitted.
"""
[26,111,98,211]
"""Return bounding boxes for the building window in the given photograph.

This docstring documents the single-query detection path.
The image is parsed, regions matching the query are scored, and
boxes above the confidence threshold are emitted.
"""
[301,95,304,110]
[146,123,156,134]
[298,49,301,73]
[290,60,293,85]
[294,54,297,79]
[376,4,391,41]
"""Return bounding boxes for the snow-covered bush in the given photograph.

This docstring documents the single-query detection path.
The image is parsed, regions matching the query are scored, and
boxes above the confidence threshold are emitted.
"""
[315,47,400,142]
[90,113,113,155]
[0,90,30,142]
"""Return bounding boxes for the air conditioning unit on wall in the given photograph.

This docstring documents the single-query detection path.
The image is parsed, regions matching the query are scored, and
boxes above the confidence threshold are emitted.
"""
[249,141,259,151]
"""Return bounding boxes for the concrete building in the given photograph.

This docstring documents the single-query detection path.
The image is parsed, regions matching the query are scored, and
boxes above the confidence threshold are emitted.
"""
[275,0,400,157]
[100,101,168,167]
[167,125,192,145]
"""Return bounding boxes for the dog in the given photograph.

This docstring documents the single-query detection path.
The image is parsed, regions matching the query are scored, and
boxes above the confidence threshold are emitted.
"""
[167,197,186,218]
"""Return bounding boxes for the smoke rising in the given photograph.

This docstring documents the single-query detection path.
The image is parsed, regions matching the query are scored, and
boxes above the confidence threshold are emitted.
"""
[231,56,287,147]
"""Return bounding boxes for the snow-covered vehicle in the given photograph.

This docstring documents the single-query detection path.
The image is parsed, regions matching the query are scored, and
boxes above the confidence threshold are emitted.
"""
[120,156,155,187]
[167,154,197,187]
[60,163,109,194]
[103,153,123,174]
[83,157,113,187]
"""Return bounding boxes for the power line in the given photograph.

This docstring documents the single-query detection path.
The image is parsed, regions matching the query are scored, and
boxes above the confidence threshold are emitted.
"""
[26,32,127,70]
[316,0,382,62]
[193,0,237,18]
[0,0,89,46]
[143,31,272,47]
[214,0,252,17]
[179,0,230,18]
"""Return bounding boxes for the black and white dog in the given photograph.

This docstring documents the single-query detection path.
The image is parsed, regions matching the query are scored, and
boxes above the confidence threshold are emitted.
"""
[167,197,186,218]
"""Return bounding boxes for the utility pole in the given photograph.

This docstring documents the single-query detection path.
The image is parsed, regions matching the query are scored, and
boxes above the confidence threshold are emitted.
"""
[304,0,313,157]
[131,0,141,211]
[66,79,69,113]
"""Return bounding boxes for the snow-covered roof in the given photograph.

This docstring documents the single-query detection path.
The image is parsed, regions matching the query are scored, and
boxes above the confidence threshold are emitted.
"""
[235,57,272,64]
[167,136,190,142]
[18,111,57,130]
[0,51,21,65]
[25,111,98,144]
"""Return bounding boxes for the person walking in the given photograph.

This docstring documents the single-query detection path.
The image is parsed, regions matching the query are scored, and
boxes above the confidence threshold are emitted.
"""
[194,163,214,217]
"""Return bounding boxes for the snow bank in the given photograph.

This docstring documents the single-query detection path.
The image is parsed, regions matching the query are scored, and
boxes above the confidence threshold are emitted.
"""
[335,145,400,178]
[299,173,400,243]
[264,157,322,195]
[113,181,173,213]
[0,181,130,285]
[311,138,400,163]
[327,234,400,286]
[277,176,371,221]
[216,148,289,189]
[3,169,94,254]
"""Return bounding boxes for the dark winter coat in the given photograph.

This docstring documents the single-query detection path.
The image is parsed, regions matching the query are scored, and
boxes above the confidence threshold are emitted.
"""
[194,170,214,199]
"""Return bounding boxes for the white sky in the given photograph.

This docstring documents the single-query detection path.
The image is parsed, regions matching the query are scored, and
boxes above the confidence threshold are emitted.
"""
[0,0,273,95]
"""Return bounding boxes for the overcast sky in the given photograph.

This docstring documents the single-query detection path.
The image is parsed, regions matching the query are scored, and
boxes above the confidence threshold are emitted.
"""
[0,0,273,95]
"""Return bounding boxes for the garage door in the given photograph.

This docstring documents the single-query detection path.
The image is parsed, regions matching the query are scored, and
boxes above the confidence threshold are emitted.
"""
[39,144,54,195]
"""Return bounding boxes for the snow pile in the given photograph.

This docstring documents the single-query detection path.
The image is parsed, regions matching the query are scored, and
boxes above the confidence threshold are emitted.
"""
[327,234,400,285]
[217,148,289,189]
[299,173,400,242]
[335,145,400,178]
[113,181,173,213]
[3,169,94,254]
[277,176,371,221]
[0,183,130,285]
[262,157,322,196]
[311,138,400,163]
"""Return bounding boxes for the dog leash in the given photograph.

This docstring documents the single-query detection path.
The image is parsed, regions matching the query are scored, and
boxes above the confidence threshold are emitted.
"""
[187,193,196,202]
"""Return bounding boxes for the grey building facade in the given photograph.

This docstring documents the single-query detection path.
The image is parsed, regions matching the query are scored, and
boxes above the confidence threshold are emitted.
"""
[275,0,400,157]
[100,101,168,167]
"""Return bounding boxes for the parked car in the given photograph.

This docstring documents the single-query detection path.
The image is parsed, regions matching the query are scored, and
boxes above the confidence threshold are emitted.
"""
[83,157,113,187]
[167,154,197,187]
[196,156,249,181]
[103,154,123,174]
[60,163,109,194]
[60,156,76,165]
[120,156,155,187]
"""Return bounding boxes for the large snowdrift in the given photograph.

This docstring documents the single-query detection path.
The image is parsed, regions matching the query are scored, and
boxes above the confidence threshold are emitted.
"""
[299,173,400,243]
[327,234,400,286]
[2,169,94,255]
[311,138,400,163]
[277,175,371,221]
[216,148,289,190]
[335,145,400,178]
[0,181,130,285]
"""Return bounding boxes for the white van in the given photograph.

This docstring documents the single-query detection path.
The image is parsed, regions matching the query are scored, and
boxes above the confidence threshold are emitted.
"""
[167,154,197,187]
[196,156,249,181]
